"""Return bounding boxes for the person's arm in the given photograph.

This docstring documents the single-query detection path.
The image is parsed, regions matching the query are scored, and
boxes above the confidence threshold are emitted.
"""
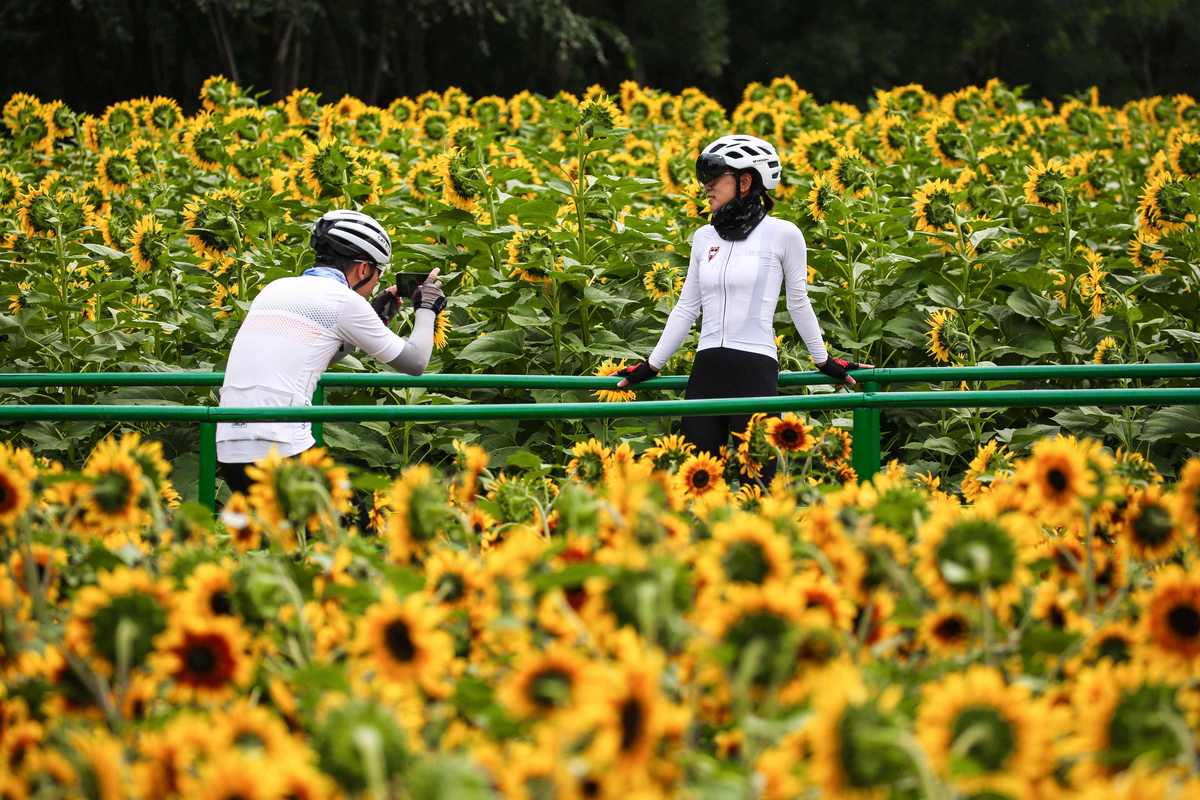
[388,309,436,375]
[647,238,704,370]
[781,224,830,365]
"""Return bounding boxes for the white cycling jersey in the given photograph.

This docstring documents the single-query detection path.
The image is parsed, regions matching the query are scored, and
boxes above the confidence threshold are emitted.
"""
[648,215,829,369]
[217,274,411,463]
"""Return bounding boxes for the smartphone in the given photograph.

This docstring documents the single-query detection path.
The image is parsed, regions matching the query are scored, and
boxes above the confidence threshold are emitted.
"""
[393,271,428,299]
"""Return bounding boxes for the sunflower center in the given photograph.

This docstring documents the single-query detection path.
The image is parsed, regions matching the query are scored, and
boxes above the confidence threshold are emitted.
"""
[209,590,234,616]
[950,706,1016,772]
[383,619,416,662]
[619,697,646,752]
[1131,504,1174,548]
[721,540,770,584]
[1105,685,1182,771]
[1096,634,1131,663]
[690,469,710,489]
[529,668,573,710]
[185,642,218,676]
[1046,466,1069,493]
[935,518,1018,592]
[837,703,911,787]
[92,470,134,513]
[0,476,16,513]
[933,614,967,642]
[1166,603,1200,639]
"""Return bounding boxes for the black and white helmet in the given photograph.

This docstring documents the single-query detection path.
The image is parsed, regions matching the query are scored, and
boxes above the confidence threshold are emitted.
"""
[696,134,781,191]
[310,209,392,267]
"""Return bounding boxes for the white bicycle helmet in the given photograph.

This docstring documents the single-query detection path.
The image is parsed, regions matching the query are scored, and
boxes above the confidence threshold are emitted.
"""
[310,209,392,267]
[696,134,781,190]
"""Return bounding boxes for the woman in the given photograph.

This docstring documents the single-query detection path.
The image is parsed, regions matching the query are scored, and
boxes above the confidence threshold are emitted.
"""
[617,134,869,463]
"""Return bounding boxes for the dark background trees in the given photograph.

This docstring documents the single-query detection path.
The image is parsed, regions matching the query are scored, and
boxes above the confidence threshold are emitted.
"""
[3,0,1198,110]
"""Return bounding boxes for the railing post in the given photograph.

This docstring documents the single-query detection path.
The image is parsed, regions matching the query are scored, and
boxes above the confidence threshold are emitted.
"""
[852,381,881,481]
[199,422,217,512]
[312,385,325,447]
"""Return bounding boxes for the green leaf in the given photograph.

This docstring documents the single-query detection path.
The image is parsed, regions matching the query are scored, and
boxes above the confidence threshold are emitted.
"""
[1006,287,1054,319]
[456,328,526,367]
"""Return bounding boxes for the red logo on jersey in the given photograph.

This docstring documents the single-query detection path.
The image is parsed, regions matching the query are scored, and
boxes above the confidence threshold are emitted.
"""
[708,245,721,261]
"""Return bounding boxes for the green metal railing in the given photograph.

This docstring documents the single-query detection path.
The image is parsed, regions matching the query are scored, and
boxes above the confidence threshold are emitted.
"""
[4,363,1200,511]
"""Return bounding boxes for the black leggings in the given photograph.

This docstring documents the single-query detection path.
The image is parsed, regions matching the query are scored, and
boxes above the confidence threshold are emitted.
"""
[681,348,779,470]
[218,462,254,495]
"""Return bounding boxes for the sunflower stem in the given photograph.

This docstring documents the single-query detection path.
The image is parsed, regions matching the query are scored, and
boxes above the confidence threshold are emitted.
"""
[1083,508,1098,619]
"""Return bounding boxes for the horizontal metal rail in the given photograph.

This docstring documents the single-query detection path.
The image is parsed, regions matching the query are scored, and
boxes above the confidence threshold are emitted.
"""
[3,362,1200,391]
[4,387,1200,423]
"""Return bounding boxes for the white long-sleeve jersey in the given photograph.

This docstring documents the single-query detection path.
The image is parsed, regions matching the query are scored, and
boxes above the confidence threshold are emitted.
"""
[648,216,829,370]
[217,274,426,463]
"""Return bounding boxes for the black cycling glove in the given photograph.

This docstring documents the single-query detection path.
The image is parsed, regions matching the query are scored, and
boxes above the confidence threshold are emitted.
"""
[370,291,400,325]
[816,357,868,382]
[411,286,447,314]
[617,361,659,387]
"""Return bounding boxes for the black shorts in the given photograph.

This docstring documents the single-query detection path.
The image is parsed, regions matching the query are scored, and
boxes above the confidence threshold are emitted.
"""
[681,347,779,458]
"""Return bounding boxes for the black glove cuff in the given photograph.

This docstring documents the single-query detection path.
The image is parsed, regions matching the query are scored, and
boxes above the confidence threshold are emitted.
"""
[412,288,446,314]
[370,292,399,324]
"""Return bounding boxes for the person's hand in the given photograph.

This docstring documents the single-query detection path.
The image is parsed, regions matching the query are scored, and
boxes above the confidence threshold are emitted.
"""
[411,267,446,313]
[616,360,659,389]
[369,285,400,325]
[816,357,874,386]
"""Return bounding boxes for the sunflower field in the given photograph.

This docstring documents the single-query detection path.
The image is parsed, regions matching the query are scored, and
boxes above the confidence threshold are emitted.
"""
[3,77,1200,483]
[2,424,1200,798]
[3,76,1200,797]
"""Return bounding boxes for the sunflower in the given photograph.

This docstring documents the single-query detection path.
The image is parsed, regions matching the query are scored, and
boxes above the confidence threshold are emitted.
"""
[181,562,237,619]
[1073,661,1185,781]
[433,147,484,214]
[914,503,1029,612]
[245,447,352,542]
[128,213,168,273]
[643,261,683,300]
[1024,155,1073,212]
[1018,436,1101,522]
[1168,130,1200,178]
[960,440,1013,502]
[79,437,148,535]
[17,185,91,239]
[95,148,139,194]
[0,168,20,210]
[926,307,969,364]
[1137,565,1200,671]
[640,434,696,474]
[593,359,637,403]
[809,669,913,797]
[384,464,458,564]
[182,750,283,800]
[180,112,226,171]
[1118,485,1179,561]
[181,188,244,259]
[700,512,794,588]
[1076,621,1139,669]
[505,228,557,284]
[355,591,454,697]
[499,643,600,721]
[794,129,838,173]
[806,173,838,222]
[1137,170,1196,235]
[923,115,969,166]
[199,74,240,110]
[64,566,172,676]
[152,614,253,704]
[918,666,1048,790]
[921,604,976,656]
[508,90,543,128]
[68,730,125,800]
[912,178,958,235]
[764,413,813,453]
[567,438,610,483]
[1092,336,1120,364]
[1127,229,1165,274]
[826,144,873,197]
[677,452,726,499]
[0,443,36,528]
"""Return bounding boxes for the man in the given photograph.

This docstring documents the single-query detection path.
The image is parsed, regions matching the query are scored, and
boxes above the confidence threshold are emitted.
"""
[216,209,445,492]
